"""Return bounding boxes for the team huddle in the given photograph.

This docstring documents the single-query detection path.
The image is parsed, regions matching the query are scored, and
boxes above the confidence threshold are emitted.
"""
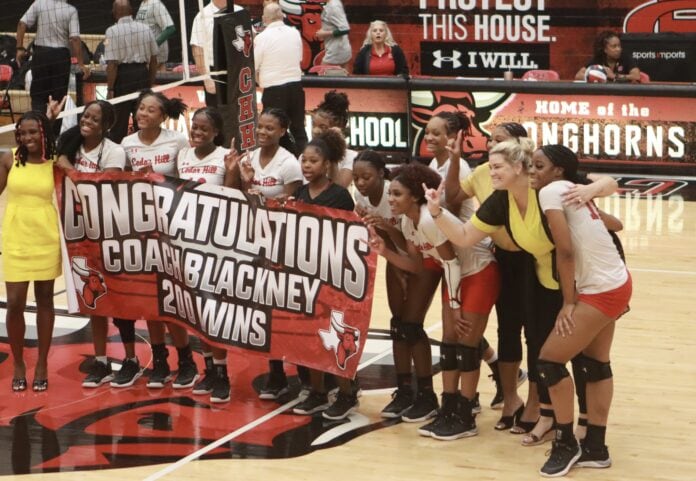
[0,87,630,478]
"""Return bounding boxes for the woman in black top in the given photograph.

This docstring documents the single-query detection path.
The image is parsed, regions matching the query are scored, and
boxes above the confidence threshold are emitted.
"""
[574,30,640,83]
[353,20,408,76]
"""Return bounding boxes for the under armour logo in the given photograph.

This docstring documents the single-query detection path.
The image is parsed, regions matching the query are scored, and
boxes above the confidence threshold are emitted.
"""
[433,49,462,69]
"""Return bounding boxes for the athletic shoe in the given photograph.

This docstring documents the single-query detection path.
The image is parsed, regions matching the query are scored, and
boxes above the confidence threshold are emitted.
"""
[401,389,438,423]
[110,358,143,388]
[576,443,612,469]
[293,391,329,415]
[540,439,582,477]
[490,368,528,409]
[82,360,114,388]
[297,384,312,401]
[210,367,230,403]
[259,374,289,400]
[417,411,447,437]
[381,387,414,419]
[471,392,481,415]
[172,359,199,389]
[322,392,359,420]
[146,358,172,388]
[430,412,478,441]
[430,394,478,441]
[192,368,215,395]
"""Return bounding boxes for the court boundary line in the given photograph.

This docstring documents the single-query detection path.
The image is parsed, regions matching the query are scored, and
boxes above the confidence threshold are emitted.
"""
[140,320,443,481]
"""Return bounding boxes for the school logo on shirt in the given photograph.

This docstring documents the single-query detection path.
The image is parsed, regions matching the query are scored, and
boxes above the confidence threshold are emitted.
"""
[318,310,361,370]
[232,25,253,57]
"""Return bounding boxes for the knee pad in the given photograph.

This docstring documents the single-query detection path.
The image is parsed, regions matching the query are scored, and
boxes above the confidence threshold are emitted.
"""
[439,343,459,371]
[581,356,613,382]
[390,319,427,345]
[537,359,570,388]
[478,337,490,357]
[457,345,481,372]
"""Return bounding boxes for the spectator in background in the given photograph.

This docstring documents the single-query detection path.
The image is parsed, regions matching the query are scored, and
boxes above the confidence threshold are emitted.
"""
[315,0,351,69]
[190,0,244,107]
[353,20,408,76]
[104,0,158,143]
[135,0,176,70]
[574,30,640,83]
[255,3,306,156]
[15,0,90,132]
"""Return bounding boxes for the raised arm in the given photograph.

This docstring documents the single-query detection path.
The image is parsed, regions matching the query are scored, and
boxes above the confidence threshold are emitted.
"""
[424,182,488,248]
[443,130,471,211]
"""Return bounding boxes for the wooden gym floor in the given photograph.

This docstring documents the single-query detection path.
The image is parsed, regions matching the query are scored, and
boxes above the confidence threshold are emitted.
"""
[0,174,694,481]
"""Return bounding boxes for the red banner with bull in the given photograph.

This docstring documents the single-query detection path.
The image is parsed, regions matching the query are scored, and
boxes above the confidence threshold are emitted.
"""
[55,169,376,378]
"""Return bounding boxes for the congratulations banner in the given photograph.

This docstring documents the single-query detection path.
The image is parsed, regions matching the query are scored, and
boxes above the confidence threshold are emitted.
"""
[55,169,376,378]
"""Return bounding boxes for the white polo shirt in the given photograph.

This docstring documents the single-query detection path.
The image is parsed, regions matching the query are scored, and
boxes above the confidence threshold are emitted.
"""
[254,20,302,88]
[191,3,244,69]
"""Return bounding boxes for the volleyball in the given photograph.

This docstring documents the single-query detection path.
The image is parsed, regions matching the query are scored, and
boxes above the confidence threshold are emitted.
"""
[585,64,608,83]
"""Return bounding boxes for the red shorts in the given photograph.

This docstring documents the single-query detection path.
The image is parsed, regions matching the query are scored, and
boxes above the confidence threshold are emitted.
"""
[442,262,500,315]
[422,256,443,272]
[578,272,632,319]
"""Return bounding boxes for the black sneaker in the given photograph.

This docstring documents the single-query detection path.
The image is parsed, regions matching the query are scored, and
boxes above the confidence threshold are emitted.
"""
[172,359,199,389]
[110,358,143,388]
[146,358,172,388]
[210,367,230,403]
[323,391,359,420]
[259,374,289,400]
[540,439,582,477]
[401,389,438,423]
[576,443,612,469]
[293,391,329,415]
[381,387,414,419]
[82,360,114,388]
[471,392,481,415]
[192,369,215,394]
[430,412,478,441]
[431,394,478,441]
[417,411,447,437]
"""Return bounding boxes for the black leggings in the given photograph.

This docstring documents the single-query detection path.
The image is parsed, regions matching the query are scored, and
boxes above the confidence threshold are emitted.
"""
[495,248,535,362]
[524,275,562,404]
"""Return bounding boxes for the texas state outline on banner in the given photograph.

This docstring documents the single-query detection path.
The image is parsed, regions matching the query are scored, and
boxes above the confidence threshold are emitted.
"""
[54,168,377,378]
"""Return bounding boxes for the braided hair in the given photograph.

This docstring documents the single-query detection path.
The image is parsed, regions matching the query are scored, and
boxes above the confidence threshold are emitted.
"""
[539,144,589,184]
[433,111,472,136]
[14,111,55,166]
[498,122,528,139]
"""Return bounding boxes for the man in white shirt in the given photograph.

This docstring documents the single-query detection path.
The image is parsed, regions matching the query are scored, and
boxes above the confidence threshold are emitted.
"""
[190,0,244,107]
[254,3,306,155]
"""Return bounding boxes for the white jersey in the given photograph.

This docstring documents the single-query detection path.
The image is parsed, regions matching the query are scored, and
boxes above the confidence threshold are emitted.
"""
[428,157,494,275]
[339,148,357,172]
[401,204,448,261]
[74,138,126,173]
[177,146,228,185]
[248,146,302,199]
[122,128,189,177]
[539,180,628,294]
[354,179,400,230]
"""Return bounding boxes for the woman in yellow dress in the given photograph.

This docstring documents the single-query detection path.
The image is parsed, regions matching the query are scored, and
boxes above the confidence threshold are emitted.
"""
[0,111,61,392]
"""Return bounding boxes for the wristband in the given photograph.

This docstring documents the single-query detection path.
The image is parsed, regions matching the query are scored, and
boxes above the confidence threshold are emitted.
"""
[431,207,443,219]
